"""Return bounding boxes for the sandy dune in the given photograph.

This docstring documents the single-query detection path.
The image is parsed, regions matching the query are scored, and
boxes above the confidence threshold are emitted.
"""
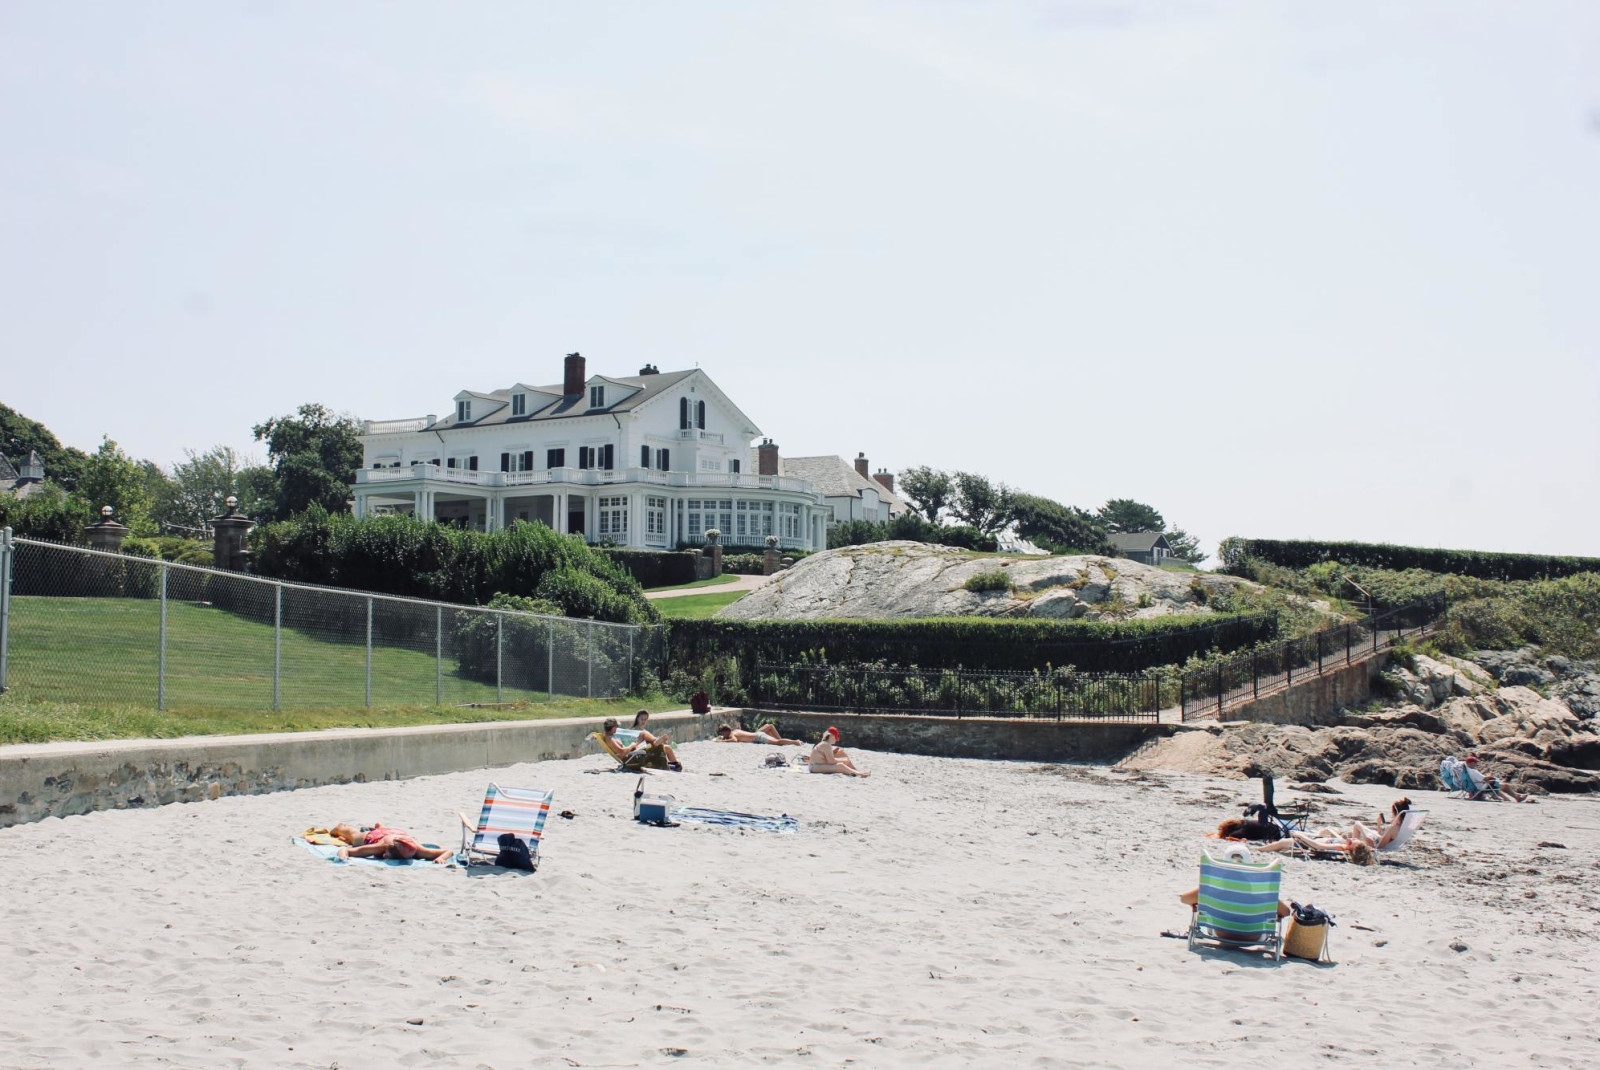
[2,740,1597,1068]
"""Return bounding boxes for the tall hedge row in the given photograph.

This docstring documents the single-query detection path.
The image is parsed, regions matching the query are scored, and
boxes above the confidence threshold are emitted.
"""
[251,509,657,624]
[665,611,1278,675]
[600,549,700,588]
[1225,537,1600,583]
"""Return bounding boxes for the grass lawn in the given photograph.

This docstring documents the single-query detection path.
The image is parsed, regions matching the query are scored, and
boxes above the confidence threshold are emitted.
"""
[652,590,748,619]
[645,573,739,593]
[4,596,637,715]
[0,692,676,746]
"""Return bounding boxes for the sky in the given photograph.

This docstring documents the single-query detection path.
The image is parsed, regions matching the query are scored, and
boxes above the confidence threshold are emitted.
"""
[3,1,1597,559]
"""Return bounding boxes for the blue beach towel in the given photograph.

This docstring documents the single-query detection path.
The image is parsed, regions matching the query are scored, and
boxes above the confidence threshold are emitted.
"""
[292,837,457,869]
[669,807,800,834]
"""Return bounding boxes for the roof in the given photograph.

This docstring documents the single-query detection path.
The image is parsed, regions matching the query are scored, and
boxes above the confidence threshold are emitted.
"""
[0,454,17,483]
[775,455,910,514]
[1108,531,1171,553]
[406,369,713,431]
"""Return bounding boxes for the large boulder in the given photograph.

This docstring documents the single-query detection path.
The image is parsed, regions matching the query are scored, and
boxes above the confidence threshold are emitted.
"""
[717,541,1260,621]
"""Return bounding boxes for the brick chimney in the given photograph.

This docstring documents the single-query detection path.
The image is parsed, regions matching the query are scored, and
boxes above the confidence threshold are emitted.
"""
[757,439,780,476]
[854,452,869,479]
[638,363,659,376]
[873,469,894,494]
[563,352,586,396]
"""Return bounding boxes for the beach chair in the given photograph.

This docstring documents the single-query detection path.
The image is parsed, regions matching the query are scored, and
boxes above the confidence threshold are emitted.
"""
[591,731,670,771]
[1187,850,1285,960]
[1294,810,1428,863]
[457,784,553,870]
[1439,759,1471,797]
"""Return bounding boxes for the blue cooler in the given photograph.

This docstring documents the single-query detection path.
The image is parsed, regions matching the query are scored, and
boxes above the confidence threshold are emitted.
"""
[632,777,675,824]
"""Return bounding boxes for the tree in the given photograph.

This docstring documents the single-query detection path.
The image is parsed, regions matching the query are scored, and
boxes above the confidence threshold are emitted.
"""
[76,436,158,534]
[0,402,90,490]
[898,466,954,524]
[253,403,364,520]
[150,445,268,532]
[1097,498,1165,534]
[1009,493,1112,554]
[951,471,1015,534]
[1163,527,1206,563]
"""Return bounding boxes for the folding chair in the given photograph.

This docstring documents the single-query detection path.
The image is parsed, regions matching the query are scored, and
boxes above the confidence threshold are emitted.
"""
[457,784,553,870]
[1187,849,1284,960]
[591,731,669,771]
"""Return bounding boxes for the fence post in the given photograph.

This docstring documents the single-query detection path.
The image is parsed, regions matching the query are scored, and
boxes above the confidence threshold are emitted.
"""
[1317,633,1323,676]
[1372,611,1378,653]
[1215,663,1223,715]
[496,611,504,704]
[0,527,10,693]
[1252,653,1259,699]
[157,563,168,711]
[273,583,282,713]
[547,618,555,701]
[365,597,373,708]
[628,630,635,695]
[435,605,443,706]
[1179,675,1185,721]
[586,624,594,698]
[1346,624,1352,666]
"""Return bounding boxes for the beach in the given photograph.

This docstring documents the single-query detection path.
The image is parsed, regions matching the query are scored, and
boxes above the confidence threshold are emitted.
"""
[2,740,1597,1068]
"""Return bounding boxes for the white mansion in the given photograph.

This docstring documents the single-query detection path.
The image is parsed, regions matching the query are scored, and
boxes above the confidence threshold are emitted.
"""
[353,354,896,551]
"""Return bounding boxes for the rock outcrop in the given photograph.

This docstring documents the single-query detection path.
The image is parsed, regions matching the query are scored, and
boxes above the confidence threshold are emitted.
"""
[717,541,1255,621]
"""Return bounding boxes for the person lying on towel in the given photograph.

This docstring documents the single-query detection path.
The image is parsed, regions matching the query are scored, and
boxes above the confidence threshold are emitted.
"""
[714,723,803,745]
[329,823,454,864]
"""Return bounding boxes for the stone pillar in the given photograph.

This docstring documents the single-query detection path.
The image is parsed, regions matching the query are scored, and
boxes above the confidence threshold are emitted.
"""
[84,507,129,553]
[211,497,256,571]
[702,529,723,577]
[762,534,780,575]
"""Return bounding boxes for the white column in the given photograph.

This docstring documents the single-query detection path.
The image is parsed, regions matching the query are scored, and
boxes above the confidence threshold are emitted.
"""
[631,491,644,548]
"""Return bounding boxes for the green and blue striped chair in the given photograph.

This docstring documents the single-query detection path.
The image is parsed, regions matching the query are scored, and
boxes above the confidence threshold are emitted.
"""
[1188,849,1284,960]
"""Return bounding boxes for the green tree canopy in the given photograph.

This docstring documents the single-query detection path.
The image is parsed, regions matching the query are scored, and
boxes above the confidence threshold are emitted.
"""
[77,436,158,535]
[898,466,954,524]
[951,471,1015,534]
[1163,527,1206,563]
[0,402,90,490]
[149,445,274,532]
[1097,498,1165,534]
[252,403,364,520]
[1009,493,1111,554]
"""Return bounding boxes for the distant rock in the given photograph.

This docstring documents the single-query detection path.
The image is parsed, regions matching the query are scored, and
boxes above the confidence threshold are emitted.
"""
[716,541,1256,621]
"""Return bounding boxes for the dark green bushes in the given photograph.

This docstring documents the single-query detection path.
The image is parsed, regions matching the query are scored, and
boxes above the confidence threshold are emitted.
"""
[827,514,997,551]
[963,570,1012,592]
[0,485,92,543]
[252,509,656,624]
[1223,537,1600,582]
[601,549,699,588]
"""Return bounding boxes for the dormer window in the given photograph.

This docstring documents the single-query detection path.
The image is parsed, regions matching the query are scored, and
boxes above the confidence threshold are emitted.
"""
[589,385,605,409]
[456,400,471,422]
[511,393,526,416]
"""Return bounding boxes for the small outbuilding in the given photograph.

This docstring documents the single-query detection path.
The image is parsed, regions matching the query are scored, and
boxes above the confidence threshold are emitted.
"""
[1108,531,1174,565]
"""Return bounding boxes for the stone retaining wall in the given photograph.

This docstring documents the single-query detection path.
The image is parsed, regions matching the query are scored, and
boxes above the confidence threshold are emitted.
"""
[0,710,723,828]
[744,709,1171,763]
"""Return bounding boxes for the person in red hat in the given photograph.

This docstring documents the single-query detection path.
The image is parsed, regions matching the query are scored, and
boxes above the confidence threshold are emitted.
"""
[808,726,870,777]
[1462,755,1533,802]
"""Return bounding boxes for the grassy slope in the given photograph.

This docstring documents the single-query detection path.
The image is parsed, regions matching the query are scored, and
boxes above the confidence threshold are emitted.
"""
[653,591,748,619]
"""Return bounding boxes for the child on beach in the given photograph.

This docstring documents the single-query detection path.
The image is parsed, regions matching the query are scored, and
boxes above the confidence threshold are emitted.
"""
[329,823,454,864]
[808,727,870,777]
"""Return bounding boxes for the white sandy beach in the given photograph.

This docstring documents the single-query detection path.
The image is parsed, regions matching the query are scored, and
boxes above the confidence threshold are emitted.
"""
[2,740,1598,1069]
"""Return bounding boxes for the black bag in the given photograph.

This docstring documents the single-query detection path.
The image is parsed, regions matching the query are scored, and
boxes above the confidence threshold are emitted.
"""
[494,832,535,871]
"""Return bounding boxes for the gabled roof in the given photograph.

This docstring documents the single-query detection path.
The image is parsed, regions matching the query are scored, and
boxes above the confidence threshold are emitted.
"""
[1108,531,1170,553]
[449,369,697,428]
[775,455,911,514]
[0,454,17,483]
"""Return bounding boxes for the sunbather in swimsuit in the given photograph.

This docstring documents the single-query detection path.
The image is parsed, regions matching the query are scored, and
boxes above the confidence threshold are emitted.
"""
[329,823,454,864]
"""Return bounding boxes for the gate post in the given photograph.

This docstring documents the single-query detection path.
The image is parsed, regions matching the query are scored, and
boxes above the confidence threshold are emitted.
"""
[157,563,168,711]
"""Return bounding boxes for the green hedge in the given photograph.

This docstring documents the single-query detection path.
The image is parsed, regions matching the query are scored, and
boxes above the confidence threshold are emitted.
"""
[1225,537,1600,582]
[252,509,657,624]
[601,549,699,588]
[665,611,1278,675]
[828,516,997,552]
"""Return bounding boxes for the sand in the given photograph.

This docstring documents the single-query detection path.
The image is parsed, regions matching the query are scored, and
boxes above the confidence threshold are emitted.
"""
[2,741,1598,1068]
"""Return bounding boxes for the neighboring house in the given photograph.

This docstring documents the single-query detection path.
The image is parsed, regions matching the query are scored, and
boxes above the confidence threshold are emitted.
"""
[0,450,46,499]
[764,452,911,525]
[1108,531,1174,565]
[353,353,829,550]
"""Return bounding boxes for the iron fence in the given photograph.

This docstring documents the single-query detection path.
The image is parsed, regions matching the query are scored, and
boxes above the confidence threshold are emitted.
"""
[1179,593,1447,720]
[752,663,1164,722]
[0,531,652,711]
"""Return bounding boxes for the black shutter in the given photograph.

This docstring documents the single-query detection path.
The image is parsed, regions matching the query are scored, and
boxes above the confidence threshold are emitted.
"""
[578,448,589,470]
[602,444,614,470]
[522,450,533,472]
[468,455,478,471]
[500,453,510,472]
[679,397,689,429]
[660,448,670,471]
[446,457,456,469]
[641,445,650,469]
[696,400,705,429]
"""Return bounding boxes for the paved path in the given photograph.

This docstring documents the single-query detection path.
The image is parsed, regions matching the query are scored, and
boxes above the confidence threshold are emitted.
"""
[644,572,776,600]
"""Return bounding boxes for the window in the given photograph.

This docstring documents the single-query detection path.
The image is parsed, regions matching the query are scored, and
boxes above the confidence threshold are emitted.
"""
[729,459,741,474]
[654,447,670,471]
[647,496,667,538]
[597,496,627,537]
[696,400,706,430]
[781,502,800,539]
[700,458,720,472]
[547,448,565,469]
[679,397,690,429]
[511,393,526,416]
[501,451,535,473]
[456,400,471,422]
[589,385,605,409]
[578,444,614,470]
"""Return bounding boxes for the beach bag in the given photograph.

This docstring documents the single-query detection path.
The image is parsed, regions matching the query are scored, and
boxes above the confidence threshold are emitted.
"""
[1284,902,1335,962]
[494,833,535,871]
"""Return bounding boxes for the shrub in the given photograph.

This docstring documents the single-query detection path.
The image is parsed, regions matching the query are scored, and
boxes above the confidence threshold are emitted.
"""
[1225,537,1600,583]
[601,549,698,588]
[723,554,766,575]
[963,570,1012,593]
[0,484,93,543]
[826,515,998,552]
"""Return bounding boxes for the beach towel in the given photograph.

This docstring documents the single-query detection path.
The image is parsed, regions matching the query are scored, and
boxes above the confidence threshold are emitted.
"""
[300,827,345,846]
[669,807,800,834]
[292,837,455,869]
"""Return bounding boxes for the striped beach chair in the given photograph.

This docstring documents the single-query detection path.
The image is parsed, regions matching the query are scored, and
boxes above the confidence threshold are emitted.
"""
[1187,849,1284,960]
[457,784,554,870]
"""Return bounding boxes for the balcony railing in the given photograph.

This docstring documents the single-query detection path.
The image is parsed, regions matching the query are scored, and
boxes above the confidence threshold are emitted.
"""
[676,428,725,444]
[356,465,813,495]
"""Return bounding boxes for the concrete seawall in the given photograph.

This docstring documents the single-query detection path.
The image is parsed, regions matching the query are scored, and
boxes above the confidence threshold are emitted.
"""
[1216,656,1389,727]
[0,710,723,828]
[748,709,1173,763]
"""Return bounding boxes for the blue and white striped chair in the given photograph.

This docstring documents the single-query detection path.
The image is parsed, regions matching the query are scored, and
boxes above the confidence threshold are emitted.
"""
[1187,849,1284,960]
[457,784,554,870]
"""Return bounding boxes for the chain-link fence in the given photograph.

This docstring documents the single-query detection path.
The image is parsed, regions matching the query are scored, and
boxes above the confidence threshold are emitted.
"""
[0,531,651,711]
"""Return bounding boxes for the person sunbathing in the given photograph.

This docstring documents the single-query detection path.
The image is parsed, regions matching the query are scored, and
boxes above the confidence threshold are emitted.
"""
[1216,816,1288,842]
[808,727,870,777]
[1462,756,1534,802]
[1255,829,1377,865]
[329,823,454,864]
[714,723,803,745]
[603,717,683,771]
